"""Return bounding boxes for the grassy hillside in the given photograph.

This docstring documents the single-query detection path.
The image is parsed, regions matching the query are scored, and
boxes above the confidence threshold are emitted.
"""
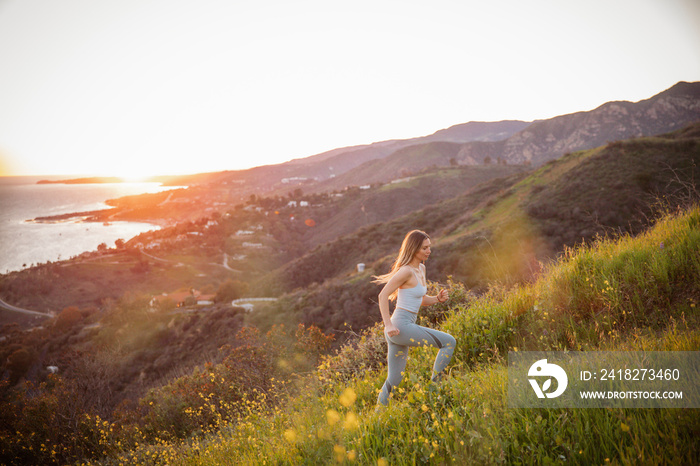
[297,164,527,249]
[431,123,700,285]
[188,205,700,465]
[53,200,696,466]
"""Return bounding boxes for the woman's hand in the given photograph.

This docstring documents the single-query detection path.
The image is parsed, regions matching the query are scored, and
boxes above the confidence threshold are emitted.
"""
[436,288,449,303]
[385,322,400,337]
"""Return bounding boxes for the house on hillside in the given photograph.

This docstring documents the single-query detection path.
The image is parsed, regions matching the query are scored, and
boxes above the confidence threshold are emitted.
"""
[150,289,217,309]
[196,294,215,305]
[282,177,308,184]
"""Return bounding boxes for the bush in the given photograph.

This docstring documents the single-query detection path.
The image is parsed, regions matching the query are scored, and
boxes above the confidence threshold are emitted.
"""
[138,323,333,441]
[6,348,36,385]
[53,306,83,332]
[215,279,249,303]
[0,376,118,465]
[318,322,386,386]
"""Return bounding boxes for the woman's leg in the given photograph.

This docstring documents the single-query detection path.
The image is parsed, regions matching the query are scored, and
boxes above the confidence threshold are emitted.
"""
[391,324,456,382]
[377,338,409,406]
[422,327,456,382]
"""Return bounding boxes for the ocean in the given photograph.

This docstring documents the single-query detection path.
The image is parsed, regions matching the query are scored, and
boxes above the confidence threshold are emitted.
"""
[0,176,176,273]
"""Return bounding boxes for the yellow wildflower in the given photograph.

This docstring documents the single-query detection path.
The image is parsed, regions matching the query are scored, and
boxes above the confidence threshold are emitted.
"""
[344,412,359,430]
[339,388,357,407]
[326,409,341,426]
[283,428,297,443]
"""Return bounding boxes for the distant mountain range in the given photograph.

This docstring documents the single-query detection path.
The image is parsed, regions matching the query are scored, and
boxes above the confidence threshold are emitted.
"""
[210,120,531,196]
[189,81,699,200]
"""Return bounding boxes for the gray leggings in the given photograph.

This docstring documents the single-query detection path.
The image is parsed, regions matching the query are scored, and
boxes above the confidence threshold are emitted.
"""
[377,308,456,406]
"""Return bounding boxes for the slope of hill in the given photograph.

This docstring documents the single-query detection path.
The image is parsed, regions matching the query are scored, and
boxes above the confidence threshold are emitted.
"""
[421,120,532,143]
[212,119,530,201]
[311,142,519,196]
[13,197,695,465]
[300,164,527,248]
[250,81,700,197]
[204,202,699,466]
[44,82,698,215]
[250,122,700,334]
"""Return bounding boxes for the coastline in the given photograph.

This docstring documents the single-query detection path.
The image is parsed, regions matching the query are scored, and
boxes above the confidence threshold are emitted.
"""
[0,181,182,273]
[29,208,173,228]
[29,209,115,223]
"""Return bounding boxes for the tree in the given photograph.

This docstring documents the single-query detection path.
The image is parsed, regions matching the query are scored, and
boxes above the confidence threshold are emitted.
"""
[215,279,250,303]
[7,347,35,384]
[54,306,83,331]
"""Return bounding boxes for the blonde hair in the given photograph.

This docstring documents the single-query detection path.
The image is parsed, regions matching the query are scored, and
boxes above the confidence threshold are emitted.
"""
[372,230,430,301]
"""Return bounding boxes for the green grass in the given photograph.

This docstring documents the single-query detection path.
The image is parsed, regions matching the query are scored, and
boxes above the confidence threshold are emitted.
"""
[134,205,699,466]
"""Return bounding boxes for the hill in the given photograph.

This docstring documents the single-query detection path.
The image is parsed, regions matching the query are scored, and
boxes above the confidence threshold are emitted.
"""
[97,81,693,208]
[200,200,699,466]
[492,80,700,165]
[249,122,700,334]
[29,82,698,215]
[298,164,527,248]
[232,81,700,199]
[206,119,531,203]
[4,195,697,464]
[327,81,700,184]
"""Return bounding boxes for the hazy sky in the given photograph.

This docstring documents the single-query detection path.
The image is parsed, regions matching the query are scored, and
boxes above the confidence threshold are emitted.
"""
[1,0,699,178]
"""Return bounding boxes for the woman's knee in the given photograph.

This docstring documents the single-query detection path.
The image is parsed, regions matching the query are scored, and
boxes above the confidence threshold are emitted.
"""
[444,333,456,349]
[431,329,456,349]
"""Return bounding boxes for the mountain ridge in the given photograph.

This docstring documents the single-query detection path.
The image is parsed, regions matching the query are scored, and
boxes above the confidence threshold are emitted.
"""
[226,81,700,198]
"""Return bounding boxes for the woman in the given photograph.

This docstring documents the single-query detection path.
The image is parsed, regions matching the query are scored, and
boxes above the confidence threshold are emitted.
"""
[373,230,456,406]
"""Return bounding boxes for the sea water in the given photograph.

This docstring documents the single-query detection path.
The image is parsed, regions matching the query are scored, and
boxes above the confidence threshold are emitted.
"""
[0,176,176,273]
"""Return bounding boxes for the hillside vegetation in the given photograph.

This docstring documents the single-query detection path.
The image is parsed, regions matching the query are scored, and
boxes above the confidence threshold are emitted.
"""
[3,199,690,465]
[175,203,700,465]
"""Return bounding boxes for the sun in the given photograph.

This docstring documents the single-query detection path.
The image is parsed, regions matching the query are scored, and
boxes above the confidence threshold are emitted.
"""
[119,174,153,183]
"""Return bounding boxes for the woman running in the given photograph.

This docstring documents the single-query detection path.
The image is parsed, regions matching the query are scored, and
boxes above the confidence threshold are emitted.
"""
[373,230,456,406]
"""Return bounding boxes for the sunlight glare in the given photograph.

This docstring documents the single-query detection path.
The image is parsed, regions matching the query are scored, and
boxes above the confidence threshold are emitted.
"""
[119,174,152,183]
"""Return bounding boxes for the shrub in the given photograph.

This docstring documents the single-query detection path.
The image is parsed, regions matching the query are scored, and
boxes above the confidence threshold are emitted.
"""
[138,323,332,441]
[6,348,36,385]
[0,376,117,465]
[53,306,83,331]
[215,279,249,302]
[140,339,276,440]
[317,322,386,386]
